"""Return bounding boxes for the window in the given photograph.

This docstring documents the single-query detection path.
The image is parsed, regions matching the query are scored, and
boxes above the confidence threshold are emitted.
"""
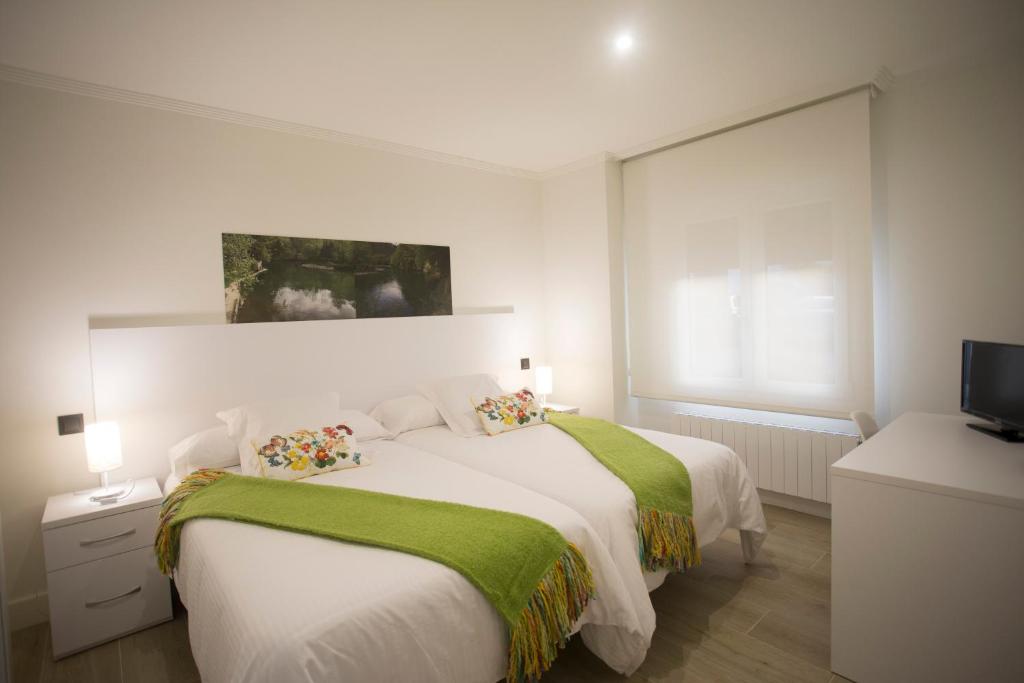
[623,91,873,417]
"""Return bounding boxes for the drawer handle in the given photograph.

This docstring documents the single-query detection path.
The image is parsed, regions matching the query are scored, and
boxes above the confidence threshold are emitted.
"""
[79,528,136,546]
[84,585,142,608]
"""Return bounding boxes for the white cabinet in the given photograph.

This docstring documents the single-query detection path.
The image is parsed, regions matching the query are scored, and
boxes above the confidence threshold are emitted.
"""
[41,478,172,658]
[831,413,1024,682]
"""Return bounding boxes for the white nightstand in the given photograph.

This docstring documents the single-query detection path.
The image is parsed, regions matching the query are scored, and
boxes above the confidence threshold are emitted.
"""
[544,403,580,415]
[41,477,171,659]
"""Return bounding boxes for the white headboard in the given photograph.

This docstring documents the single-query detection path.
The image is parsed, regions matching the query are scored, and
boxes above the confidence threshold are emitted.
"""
[90,313,535,482]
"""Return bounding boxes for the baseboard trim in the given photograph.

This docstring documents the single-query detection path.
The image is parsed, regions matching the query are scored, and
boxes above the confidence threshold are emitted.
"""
[8,592,48,631]
[758,489,832,519]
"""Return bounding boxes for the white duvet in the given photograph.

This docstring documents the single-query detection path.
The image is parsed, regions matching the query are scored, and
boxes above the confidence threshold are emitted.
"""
[397,424,767,600]
[168,441,651,683]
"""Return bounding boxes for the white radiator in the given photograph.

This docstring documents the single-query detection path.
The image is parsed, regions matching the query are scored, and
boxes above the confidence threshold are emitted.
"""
[676,414,860,504]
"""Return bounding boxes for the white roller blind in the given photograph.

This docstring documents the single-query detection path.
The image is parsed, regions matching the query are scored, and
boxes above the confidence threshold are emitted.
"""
[623,91,873,417]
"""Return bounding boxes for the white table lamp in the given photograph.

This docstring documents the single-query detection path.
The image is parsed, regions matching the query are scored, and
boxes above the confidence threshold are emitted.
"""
[85,421,126,502]
[535,366,553,405]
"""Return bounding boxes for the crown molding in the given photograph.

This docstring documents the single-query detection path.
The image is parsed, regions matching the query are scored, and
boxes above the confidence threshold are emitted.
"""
[538,151,619,180]
[616,67,893,162]
[0,63,899,182]
[540,67,896,178]
[870,66,896,94]
[0,64,540,180]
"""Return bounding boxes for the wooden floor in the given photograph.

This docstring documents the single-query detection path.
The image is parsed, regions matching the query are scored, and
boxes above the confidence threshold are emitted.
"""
[11,504,849,683]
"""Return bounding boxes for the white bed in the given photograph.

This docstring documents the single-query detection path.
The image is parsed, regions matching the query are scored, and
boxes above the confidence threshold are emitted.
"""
[397,423,767,593]
[164,440,652,682]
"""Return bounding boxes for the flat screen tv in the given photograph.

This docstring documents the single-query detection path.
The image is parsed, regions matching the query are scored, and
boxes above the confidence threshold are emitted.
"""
[961,340,1024,442]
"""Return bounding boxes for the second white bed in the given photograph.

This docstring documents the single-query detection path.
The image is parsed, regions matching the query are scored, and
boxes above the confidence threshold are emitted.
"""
[398,423,768,594]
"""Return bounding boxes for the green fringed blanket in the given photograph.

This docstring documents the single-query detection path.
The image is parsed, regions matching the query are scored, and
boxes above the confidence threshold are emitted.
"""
[546,413,701,573]
[156,470,593,681]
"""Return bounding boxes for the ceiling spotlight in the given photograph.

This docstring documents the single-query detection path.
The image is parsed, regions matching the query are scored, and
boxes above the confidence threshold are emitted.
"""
[614,32,634,54]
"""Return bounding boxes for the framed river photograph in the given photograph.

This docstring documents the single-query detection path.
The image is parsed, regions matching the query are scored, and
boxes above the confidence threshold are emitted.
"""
[222,233,453,323]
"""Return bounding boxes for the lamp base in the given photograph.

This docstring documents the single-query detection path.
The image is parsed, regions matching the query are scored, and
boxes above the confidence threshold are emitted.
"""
[89,485,128,505]
[88,472,133,504]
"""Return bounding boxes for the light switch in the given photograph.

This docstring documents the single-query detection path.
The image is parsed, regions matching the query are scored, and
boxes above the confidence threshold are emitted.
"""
[57,413,84,436]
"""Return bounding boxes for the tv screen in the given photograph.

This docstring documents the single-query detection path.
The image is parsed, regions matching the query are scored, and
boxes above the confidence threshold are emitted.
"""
[961,340,1024,436]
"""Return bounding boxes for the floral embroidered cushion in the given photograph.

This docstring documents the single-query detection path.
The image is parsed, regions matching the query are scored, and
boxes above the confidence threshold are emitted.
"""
[473,388,548,436]
[248,424,368,481]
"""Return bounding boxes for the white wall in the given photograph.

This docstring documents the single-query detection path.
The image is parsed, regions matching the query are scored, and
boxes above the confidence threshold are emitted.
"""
[540,160,619,419]
[0,81,545,623]
[871,46,1024,422]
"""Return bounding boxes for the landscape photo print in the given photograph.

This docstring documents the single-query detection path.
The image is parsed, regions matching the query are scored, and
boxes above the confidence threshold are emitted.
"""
[222,232,453,323]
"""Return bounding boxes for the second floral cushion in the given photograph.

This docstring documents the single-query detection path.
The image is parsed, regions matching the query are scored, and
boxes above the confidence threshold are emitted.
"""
[473,388,548,436]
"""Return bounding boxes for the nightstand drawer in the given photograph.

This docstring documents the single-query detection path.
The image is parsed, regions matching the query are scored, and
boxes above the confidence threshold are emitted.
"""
[48,545,171,658]
[43,505,158,571]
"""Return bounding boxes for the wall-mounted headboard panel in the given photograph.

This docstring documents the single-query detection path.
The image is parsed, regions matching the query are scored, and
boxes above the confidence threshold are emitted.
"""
[90,313,534,483]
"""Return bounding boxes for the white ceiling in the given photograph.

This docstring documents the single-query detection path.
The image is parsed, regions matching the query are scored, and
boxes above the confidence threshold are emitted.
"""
[1,0,1022,173]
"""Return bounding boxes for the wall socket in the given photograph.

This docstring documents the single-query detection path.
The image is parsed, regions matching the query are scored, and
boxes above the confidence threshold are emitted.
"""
[520,358,530,370]
[57,413,84,435]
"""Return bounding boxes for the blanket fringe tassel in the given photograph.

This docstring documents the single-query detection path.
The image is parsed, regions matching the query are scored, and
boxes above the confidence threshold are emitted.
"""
[638,507,701,573]
[154,469,230,575]
[506,543,595,682]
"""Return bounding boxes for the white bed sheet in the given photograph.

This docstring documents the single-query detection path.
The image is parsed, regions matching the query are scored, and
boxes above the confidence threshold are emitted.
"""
[165,441,651,682]
[397,424,768,595]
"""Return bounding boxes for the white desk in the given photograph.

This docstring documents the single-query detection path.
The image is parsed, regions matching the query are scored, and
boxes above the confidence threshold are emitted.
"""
[831,413,1024,682]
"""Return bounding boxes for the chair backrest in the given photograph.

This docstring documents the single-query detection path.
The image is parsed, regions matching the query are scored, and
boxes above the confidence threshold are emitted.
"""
[850,410,880,441]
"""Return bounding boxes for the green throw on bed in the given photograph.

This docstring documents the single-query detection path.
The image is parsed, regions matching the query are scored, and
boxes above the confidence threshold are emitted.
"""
[155,470,593,682]
[546,413,701,573]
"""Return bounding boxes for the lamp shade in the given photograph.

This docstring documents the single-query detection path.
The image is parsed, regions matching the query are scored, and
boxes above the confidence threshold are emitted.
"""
[535,366,553,396]
[85,421,123,474]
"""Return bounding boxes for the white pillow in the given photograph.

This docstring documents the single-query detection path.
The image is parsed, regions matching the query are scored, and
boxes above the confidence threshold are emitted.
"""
[168,425,239,478]
[336,409,394,442]
[216,392,342,442]
[370,394,445,436]
[417,374,504,437]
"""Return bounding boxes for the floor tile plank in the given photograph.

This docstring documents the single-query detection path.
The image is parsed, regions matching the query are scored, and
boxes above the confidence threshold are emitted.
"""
[651,574,769,635]
[38,639,121,683]
[748,605,831,670]
[11,623,47,683]
[120,615,200,683]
